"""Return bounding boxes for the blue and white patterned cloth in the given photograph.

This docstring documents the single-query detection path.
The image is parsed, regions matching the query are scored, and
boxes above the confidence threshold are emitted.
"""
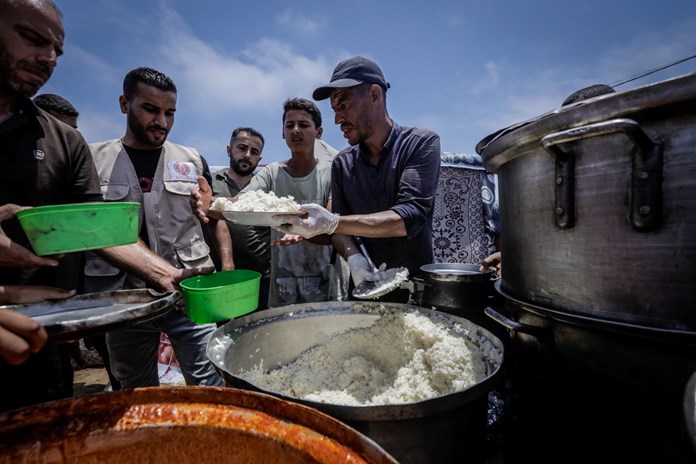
[431,152,500,264]
[440,151,485,169]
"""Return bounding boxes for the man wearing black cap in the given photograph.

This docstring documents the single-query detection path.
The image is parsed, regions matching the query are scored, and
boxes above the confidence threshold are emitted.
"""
[277,56,442,301]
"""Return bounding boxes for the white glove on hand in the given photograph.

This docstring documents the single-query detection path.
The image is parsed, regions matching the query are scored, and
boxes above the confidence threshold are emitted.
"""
[347,254,379,287]
[274,203,339,238]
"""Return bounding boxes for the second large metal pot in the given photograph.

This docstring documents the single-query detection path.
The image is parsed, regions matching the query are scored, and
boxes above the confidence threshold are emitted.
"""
[417,263,495,315]
[485,283,696,463]
[207,301,504,464]
[476,72,696,332]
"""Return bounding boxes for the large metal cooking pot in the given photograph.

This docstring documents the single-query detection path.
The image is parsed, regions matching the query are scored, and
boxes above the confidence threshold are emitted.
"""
[484,284,696,463]
[207,301,504,464]
[476,72,696,332]
[686,371,696,453]
[0,386,396,463]
[417,263,496,315]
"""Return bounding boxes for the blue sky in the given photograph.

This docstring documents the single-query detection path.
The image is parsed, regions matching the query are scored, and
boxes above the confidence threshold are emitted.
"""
[43,0,696,168]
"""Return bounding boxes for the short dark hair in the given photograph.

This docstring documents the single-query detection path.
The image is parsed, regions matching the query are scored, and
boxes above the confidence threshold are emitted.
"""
[282,98,322,129]
[123,67,177,101]
[0,0,62,18]
[231,127,265,148]
[33,93,78,117]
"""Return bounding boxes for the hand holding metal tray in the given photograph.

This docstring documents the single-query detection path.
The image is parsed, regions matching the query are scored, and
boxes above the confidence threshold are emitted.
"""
[352,237,409,300]
[1,289,180,343]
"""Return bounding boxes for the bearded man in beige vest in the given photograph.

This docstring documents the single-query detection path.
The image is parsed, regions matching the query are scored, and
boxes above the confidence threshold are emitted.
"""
[85,67,229,389]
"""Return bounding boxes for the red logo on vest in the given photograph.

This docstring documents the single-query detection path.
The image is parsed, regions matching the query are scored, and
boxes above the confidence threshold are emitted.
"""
[173,162,191,177]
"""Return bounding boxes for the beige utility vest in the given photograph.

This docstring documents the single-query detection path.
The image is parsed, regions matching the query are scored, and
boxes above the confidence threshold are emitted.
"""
[84,139,212,292]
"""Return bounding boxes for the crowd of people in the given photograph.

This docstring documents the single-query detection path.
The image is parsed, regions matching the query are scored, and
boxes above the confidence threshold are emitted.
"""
[1,0,498,413]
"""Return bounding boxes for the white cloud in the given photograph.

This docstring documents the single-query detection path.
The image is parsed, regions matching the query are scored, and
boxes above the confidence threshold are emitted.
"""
[482,61,500,88]
[451,15,696,153]
[62,44,121,86]
[77,110,124,145]
[153,7,335,116]
[275,10,321,35]
[598,17,696,87]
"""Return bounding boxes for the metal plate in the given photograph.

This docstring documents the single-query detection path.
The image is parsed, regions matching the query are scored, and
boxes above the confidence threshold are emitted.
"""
[1,289,179,342]
[208,209,304,227]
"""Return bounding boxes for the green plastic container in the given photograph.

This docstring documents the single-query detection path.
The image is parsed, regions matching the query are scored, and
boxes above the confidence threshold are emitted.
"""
[180,270,261,324]
[16,202,140,256]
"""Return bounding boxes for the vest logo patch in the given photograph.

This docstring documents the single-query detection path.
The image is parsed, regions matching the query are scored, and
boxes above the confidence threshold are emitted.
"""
[167,161,197,181]
[33,149,45,160]
[174,162,190,176]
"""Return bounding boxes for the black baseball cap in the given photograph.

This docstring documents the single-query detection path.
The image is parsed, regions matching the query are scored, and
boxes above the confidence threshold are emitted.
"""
[312,56,390,101]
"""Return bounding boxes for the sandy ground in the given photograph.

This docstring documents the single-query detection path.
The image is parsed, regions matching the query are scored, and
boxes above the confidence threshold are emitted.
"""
[70,339,111,397]
[73,367,110,397]
[71,338,186,397]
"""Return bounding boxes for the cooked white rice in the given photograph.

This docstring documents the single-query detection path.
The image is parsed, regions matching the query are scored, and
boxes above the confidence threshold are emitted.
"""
[238,311,487,406]
[211,190,301,212]
[355,267,409,299]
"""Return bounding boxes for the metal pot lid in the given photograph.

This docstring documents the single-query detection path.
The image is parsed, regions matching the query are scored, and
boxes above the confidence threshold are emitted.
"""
[477,72,696,172]
[420,263,494,282]
[2,289,179,343]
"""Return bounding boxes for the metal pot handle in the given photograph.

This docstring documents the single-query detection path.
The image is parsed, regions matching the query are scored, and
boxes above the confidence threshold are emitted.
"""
[540,118,663,231]
[484,306,545,339]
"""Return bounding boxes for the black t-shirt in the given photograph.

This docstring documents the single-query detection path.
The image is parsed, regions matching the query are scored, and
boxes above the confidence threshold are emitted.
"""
[0,99,102,287]
[123,144,161,247]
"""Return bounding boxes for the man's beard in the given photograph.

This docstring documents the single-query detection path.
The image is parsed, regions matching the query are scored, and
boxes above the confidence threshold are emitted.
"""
[127,114,168,147]
[0,43,50,98]
[232,160,255,176]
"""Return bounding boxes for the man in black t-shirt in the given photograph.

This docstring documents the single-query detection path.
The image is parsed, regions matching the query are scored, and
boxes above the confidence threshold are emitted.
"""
[0,0,214,411]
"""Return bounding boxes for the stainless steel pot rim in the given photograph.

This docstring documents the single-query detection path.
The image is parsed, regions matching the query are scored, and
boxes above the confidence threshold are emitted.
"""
[421,263,487,273]
[208,301,505,421]
[420,263,494,280]
[494,281,696,342]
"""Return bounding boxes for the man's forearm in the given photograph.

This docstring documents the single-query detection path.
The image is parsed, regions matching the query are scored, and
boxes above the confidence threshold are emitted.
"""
[331,234,361,260]
[96,240,175,291]
[334,210,407,238]
[210,219,234,270]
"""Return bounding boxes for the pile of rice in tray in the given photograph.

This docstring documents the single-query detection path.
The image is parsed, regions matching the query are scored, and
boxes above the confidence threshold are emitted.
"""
[211,190,301,212]
[238,310,488,406]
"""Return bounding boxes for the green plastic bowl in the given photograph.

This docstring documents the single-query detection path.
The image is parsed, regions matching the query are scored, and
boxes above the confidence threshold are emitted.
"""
[180,270,261,324]
[16,202,140,256]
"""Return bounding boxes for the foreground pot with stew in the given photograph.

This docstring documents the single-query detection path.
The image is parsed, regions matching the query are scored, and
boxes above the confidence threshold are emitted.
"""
[0,387,397,464]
